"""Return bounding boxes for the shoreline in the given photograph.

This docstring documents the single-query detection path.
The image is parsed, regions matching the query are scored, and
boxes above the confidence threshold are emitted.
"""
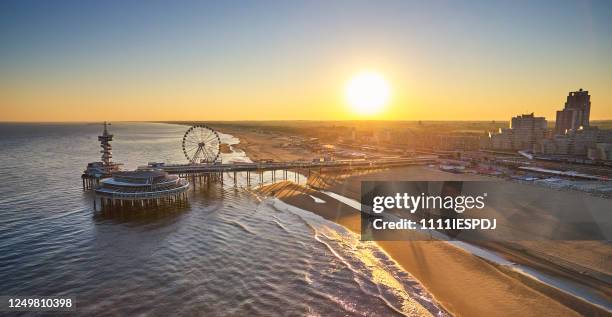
[257,181,587,316]
[313,177,612,315]
[209,124,610,317]
[158,122,609,316]
[309,167,611,316]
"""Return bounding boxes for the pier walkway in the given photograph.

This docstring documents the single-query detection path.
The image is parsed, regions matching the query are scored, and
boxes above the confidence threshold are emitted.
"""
[148,157,436,185]
[157,157,434,173]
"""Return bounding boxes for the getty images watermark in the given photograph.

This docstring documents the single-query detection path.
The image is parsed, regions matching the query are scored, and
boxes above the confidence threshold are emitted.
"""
[360,181,611,241]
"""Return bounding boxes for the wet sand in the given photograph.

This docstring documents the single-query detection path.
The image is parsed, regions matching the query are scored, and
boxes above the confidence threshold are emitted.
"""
[221,125,610,316]
[314,166,611,277]
[259,181,584,317]
[313,166,611,315]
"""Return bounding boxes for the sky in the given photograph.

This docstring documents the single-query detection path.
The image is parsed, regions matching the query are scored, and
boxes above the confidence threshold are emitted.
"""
[1,0,611,122]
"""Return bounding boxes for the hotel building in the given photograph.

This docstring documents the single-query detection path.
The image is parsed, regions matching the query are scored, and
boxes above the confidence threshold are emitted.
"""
[555,89,590,134]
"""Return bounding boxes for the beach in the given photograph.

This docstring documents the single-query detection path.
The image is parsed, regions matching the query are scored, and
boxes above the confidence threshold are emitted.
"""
[218,125,611,316]
[208,124,320,162]
[257,180,585,316]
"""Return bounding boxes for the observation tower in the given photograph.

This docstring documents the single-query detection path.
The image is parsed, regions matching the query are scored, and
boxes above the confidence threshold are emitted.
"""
[82,122,123,189]
[99,121,114,166]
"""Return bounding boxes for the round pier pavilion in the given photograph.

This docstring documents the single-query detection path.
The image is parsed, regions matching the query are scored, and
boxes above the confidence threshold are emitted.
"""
[94,170,189,210]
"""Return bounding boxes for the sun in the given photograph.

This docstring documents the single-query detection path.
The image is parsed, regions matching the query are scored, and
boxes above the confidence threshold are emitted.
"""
[345,71,391,116]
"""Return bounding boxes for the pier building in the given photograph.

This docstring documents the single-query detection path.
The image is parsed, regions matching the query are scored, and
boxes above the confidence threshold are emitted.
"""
[94,170,189,210]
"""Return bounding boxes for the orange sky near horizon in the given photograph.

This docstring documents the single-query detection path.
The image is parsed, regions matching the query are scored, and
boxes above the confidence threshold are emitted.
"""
[2,67,611,122]
[1,1,611,122]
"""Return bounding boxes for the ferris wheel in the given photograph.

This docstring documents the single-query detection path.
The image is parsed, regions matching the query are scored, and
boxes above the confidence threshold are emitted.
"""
[182,124,221,164]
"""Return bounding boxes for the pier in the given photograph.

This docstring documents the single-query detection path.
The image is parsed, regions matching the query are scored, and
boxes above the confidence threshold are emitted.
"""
[84,123,436,210]
[152,157,436,186]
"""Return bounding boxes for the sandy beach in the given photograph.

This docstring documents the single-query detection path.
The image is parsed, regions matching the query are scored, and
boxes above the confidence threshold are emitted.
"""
[258,181,584,316]
[220,125,610,317]
[209,124,320,162]
[314,166,611,315]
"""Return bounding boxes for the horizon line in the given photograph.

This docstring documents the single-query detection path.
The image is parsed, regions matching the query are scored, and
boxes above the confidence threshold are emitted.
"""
[2,119,612,124]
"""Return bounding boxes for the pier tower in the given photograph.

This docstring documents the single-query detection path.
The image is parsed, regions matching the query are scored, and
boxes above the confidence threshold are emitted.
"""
[82,122,122,189]
[99,122,114,166]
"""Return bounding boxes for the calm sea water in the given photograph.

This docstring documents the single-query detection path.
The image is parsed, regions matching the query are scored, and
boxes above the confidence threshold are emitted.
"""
[0,122,445,316]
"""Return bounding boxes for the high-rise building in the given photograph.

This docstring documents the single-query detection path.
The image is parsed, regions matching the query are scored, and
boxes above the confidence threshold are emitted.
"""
[489,113,547,151]
[555,89,590,134]
[537,90,612,160]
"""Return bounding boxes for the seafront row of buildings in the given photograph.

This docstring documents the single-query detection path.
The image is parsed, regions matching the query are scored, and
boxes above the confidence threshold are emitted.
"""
[287,89,611,163]
[487,89,612,160]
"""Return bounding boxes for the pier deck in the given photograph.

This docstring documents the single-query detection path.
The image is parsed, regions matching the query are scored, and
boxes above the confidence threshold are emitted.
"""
[154,157,436,175]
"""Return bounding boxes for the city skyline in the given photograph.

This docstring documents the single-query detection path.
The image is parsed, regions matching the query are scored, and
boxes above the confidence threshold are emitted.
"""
[1,0,612,122]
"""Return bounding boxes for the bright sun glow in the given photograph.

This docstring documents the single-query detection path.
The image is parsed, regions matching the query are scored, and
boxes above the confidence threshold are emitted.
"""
[345,71,391,116]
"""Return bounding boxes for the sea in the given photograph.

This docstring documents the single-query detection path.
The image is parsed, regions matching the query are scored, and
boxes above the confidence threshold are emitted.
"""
[0,122,446,316]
